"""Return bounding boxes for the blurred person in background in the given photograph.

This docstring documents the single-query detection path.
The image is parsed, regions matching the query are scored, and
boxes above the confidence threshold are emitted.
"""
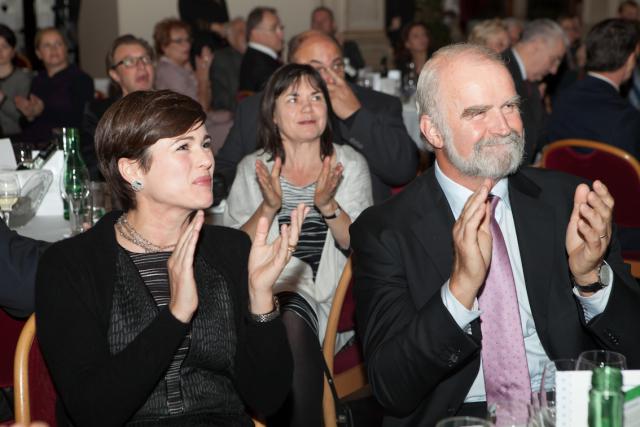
[238,7,284,93]
[16,27,93,148]
[468,18,511,54]
[310,6,365,80]
[504,17,524,45]
[155,18,231,154]
[395,22,431,77]
[0,24,31,138]
[82,34,155,181]
[210,17,246,112]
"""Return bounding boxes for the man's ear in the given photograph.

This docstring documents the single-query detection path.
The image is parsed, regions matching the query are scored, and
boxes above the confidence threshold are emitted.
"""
[420,114,444,150]
[117,157,143,186]
[108,68,122,86]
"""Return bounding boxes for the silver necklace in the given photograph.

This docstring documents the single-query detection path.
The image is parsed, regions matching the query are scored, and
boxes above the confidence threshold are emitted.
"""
[116,214,176,253]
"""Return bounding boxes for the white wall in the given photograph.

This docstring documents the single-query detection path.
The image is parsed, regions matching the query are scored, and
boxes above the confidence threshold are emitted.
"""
[117,0,178,46]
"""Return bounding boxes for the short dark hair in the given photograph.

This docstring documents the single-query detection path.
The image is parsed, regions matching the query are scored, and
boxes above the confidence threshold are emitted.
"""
[0,24,17,48]
[105,34,154,72]
[585,18,640,72]
[311,6,334,21]
[246,6,277,42]
[153,18,191,55]
[258,63,334,164]
[95,90,206,211]
[287,30,342,63]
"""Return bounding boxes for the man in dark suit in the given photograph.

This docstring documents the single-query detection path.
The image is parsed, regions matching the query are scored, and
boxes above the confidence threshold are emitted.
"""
[351,44,640,426]
[216,30,418,203]
[547,18,640,159]
[0,218,48,317]
[210,17,246,112]
[502,19,566,164]
[237,7,283,93]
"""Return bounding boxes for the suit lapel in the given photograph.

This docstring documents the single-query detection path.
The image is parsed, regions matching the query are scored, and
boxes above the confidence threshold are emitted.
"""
[410,169,456,283]
[509,171,556,339]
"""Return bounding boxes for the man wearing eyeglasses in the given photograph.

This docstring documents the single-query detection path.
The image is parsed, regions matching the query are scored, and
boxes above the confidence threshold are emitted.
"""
[81,35,155,181]
[238,7,284,93]
[217,30,418,204]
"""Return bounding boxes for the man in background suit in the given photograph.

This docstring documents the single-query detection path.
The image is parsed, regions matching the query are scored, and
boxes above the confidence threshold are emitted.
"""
[547,18,640,159]
[216,30,418,204]
[237,7,283,93]
[351,44,640,425]
[502,19,566,164]
[210,17,246,112]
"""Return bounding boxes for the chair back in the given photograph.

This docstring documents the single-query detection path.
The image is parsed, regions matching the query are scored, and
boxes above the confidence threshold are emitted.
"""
[541,139,640,228]
[14,314,57,426]
[322,257,368,427]
[0,311,26,388]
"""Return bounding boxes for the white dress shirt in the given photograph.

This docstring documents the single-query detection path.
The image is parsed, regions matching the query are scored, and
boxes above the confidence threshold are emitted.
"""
[434,161,613,402]
[247,42,278,60]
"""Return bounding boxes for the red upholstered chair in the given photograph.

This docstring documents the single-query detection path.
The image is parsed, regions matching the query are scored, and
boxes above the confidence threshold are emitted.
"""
[541,139,640,277]
[322,257,369,427]
[13,314,57,426]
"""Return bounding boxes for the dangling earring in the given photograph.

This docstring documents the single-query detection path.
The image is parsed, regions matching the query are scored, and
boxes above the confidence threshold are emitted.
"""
[131,180,144,192]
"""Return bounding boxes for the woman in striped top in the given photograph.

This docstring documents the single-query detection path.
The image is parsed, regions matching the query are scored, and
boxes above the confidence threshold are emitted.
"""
[224,64,373,426]
[35,91,306,426]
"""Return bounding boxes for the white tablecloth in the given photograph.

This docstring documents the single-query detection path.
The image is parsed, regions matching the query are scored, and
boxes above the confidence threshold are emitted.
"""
[16,215,69,242]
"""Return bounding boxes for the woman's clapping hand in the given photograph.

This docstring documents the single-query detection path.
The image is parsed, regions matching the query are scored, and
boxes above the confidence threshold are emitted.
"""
[168,210,204,323]
[256,157,283,213]
[247,203,308,314]
[314,154,343,215]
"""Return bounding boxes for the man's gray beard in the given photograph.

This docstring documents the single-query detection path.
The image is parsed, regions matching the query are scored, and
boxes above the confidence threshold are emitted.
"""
[443,130,525,180]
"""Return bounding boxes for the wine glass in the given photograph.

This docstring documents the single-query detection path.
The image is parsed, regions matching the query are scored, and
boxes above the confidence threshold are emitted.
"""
[59,168,90,236]
[576,350,627,371]
[537,358,577,426]
[0,172,20,226]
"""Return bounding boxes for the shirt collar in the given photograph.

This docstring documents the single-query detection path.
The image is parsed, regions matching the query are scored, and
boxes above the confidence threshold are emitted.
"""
[434,160,510,220]
[511,48,527,81]
[587,72,619,92]
[248,42,278,60]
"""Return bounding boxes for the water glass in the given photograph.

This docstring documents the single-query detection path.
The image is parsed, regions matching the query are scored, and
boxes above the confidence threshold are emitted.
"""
[537,358,577,426]
[435,416,494,427]
[576,350,627,371]
[13,142,33,169]
[0,172,20,226]
[59,173,90,236]
[89,181,107,223]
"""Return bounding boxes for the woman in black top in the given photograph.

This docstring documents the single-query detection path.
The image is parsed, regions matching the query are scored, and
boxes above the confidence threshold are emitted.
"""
[35,90,306,426]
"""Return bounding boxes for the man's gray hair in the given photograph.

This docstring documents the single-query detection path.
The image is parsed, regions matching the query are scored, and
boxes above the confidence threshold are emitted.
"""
[416,43,505,150]
[519,18,567,46]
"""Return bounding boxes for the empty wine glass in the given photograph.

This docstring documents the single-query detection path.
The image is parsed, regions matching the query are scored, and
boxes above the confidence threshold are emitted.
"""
[576,350,627,371]
[0,172,20,226]
[59,168,90,236]
[538,359,577,426]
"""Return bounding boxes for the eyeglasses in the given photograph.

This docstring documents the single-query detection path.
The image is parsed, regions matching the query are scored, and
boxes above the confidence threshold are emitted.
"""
[112,55,153,69]
[169,37,192,45]
[39,41,65,50]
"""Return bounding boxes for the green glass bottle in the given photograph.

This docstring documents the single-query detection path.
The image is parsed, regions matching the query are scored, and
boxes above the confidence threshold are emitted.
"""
[61,128,90,232]
[588,366,624,427]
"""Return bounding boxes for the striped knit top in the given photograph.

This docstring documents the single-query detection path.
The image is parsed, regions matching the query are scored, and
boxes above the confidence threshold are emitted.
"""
[126,250,190,416]
[277,177,327,280]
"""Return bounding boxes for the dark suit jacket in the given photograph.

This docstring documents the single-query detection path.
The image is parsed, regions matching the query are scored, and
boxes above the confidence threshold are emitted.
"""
[546,75,640,159]
[81,96,118,181]
[215,84,419,203]
[350,166,640,426]
[237,46,280,93]
[502,49,546,164]
[210,46,243,111]
[0,219,49,317]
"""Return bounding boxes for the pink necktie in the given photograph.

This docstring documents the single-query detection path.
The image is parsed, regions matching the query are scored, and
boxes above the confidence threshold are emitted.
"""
[478,196,531,407]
